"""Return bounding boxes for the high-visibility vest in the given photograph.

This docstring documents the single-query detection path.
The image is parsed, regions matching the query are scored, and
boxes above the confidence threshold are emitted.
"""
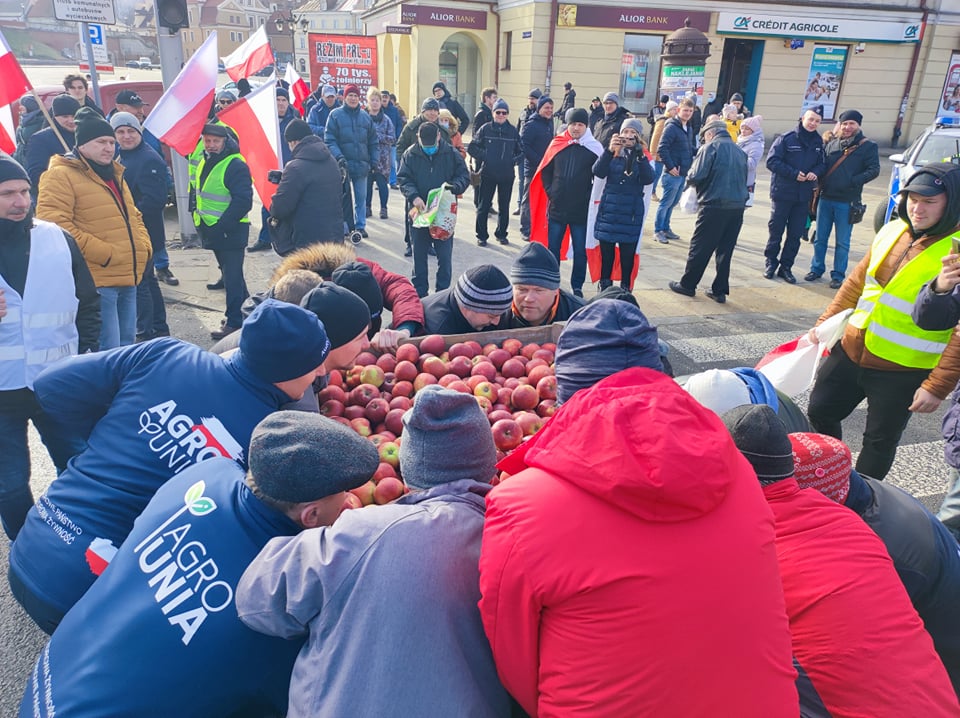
[194,152,250,227]
[0,220,79,390]
[849,219,957,369]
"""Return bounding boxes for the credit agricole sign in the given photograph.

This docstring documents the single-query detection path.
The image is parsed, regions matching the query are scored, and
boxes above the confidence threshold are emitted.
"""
[717,12,921,43]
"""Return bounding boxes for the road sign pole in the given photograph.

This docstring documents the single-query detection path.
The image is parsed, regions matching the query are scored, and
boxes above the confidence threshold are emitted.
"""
[81,21,102,108]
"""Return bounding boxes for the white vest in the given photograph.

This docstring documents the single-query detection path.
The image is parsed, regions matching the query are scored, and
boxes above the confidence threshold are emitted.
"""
[0,220,79,390]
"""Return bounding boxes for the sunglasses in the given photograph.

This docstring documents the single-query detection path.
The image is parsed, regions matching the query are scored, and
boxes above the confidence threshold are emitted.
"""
[219,99,234,105]
[494,110,508,116]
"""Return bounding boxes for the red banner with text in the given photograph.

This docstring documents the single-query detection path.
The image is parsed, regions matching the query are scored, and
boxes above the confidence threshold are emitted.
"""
[308,34,378,94]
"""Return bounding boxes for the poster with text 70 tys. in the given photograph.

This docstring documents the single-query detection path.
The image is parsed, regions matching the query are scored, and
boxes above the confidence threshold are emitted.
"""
[308,34,378,95]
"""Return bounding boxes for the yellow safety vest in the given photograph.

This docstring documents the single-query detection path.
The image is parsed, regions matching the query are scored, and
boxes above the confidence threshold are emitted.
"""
[194,152,250,227]
[849,219,956,369]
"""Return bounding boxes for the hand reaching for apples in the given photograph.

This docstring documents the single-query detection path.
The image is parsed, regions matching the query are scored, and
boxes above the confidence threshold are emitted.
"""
[371,328,410,352]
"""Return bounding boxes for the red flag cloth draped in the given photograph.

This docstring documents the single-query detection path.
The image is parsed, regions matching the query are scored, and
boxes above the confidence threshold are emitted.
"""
[0,29,33,154]
[217,79,280,208]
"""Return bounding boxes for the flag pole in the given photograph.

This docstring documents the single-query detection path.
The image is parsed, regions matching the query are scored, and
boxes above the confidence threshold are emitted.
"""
[29,90,70,153]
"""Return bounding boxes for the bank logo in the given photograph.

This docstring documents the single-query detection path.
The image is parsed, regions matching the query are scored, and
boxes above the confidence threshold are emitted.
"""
[733,16,751,29]
[904,24,919,39]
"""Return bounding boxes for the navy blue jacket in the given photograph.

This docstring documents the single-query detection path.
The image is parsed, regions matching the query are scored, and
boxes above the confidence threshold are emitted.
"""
[19,459,304,718]
[657,117,695,175]
[325,104,378,179]
[8,338,293,619]
[279,106,299,164]
[519,114,553,176]
[118,140,168,249]
[468,120,521,181]
[820,131,881,202]
[592,147,655,244]
[26,122,75,192]
[383,102,403,139]
[765,124,826,201]
[306,99,340,136]
[434,83,470,135]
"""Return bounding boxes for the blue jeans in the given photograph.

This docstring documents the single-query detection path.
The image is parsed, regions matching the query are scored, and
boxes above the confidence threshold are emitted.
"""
[811,198,852,281]
[655,173,685,233]
[938,467,960,540]
[367,171,389,210]
[136,256,169,339]
[389,146,398,185]
[254,205,272,248]
[652,161,664,194]
[99,285,137,349]
[351,175,368,230]
[547,220,587,293]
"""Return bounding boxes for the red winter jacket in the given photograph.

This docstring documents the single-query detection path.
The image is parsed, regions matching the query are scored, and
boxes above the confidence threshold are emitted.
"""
[764,479,960,717]
[479,368,798,717]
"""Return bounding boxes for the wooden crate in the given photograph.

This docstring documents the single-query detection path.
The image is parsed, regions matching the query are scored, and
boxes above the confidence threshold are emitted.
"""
[401,323,565,350]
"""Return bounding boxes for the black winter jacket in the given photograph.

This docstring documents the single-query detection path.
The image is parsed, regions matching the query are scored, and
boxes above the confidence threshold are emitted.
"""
[26,122,75,193]
[592,147,655,244]
[819,131,881,203]
[397,140,470,204]
[501,289,584,328]
[591,106,632,149]
[520,115,553,176]
[396,116,451,160]
[117,141,168,249]
[468,121,522,180]
[686,129,748,209]
[765,124,826,202]
[657,117,695,175]
[473,104,493,135]
[422,288,492,334]
[269,135,344,253]
[541,143,597,224]
[434,83,470,135]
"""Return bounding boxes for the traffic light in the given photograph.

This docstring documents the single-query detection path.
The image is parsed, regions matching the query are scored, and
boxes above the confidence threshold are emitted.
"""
[155,0,189,30]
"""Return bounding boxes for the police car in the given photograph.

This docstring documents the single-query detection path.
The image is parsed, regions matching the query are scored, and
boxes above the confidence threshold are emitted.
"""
[876,116,960,231]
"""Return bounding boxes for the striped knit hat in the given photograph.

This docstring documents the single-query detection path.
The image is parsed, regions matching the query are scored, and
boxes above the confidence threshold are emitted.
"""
[454,265,513,314]
[788,433,852,504]
[511,242,560,290]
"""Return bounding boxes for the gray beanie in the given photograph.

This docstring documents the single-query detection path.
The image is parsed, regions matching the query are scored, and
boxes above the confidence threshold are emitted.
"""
[421,97,440,112]
[0,155,30,184]
[250,412,378,502]
[399,386,497,488]
[603,92,620,105]
[492,98,509,114]
[721,404,795,484]
[511,242,560,290]
[454,265,513,314]
[109,111,141,134]
[620,118,645,137]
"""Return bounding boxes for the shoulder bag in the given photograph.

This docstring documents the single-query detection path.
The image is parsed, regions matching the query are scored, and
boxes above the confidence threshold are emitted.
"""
[809,138,868,220]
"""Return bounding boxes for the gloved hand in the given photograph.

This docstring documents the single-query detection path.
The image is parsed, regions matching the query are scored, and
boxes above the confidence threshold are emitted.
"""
[267,170,283,184]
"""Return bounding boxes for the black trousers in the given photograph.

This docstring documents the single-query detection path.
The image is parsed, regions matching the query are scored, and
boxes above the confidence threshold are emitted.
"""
[764,198,809,271]
[411,226,452,297]
[599,240,637,288]
[678,206,744,295]
[213,247,249,328]
[807,344,930,479]
[476,175,513,240]
[519,175,533,236]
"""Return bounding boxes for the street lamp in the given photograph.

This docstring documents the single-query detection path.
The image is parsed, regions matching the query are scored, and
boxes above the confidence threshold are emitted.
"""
[275,13,309,71]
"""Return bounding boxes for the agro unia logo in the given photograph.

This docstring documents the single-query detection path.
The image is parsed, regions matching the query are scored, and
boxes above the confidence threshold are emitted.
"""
[138,400,245,474]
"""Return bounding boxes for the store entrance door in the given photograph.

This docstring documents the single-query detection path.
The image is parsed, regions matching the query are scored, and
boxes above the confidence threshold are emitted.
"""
[716,39,764,111]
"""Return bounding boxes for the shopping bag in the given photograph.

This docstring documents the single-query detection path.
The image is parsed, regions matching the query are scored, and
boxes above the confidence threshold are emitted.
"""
[412,187,458,240]
[755,309,852,397]
[679,185,698,214]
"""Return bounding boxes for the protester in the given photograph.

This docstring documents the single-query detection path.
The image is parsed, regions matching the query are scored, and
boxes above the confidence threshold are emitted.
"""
[763,110,826,283]
[438,108,467,159]
[687,92,703,140]
[238,387,512,718]
[591,91,631,149]
[518,96,554,241]
[722,404,959,717]
[380,90,403,187]
[36,108,152,349]
[25,94,78,193]
[365,87,395,221]
[468,99,521,247]
[649,100,677,200]
[668,118,748,304]
[515,88,542,216]
[808,164,960,479]
[702,91,723,120]
[501,242,584,328]
[431,80,470,134]
[306,84,340,136]
[737,114,764,208]
[62,74,103,116]
[728,92,751,118]
[0,156,99,540]
[653,97,696,244]
[421,264,513,334]
[559,81,577,118]
[12,94,44,167]
[683,367,811,432]
[472,86,498,134]
[269,119,343,253]
[324,84,377,240]
[646,94,669,140]
[17,412,377,718]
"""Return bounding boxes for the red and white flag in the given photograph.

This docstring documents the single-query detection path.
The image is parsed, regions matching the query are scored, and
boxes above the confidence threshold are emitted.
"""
[284,63,309,116]
[222,26,273,82]
[218,78,281,208]
[0,29,33,154]
[144,32,218,156]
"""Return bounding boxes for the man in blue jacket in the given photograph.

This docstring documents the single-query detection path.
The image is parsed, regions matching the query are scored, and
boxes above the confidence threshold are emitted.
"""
[653,97,696,244]
[519,96,554,241]
[7,299,333,634]
[764,110,826,283]
[306,85,340,136]
[468,99,522,247]
[25,94,78,195]
[18,411,378,718]
[325,84,378,239]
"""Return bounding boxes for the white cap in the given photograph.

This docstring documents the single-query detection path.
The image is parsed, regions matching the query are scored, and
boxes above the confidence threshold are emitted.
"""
[683,369,750,416]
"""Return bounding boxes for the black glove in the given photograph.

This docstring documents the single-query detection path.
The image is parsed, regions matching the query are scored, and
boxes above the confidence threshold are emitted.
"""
[267,170,283,184]
[443,183,457,193]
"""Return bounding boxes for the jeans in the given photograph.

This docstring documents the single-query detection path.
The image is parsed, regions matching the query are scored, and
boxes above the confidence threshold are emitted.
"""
[655,172,685,233]
[136,256,169,339]
[516,161,525,210]
[0,398,83,539]
[351,175,368,230]
[547,220,587,292]
[652,161,664,195]
[811,198,853,281]
[151,227,169,270]
[213,247,249,328]
[411,226,453,297]
[678,206,744,295]
[764,198,810,271]
[99,285,137,349]
[367,171,389,211]
[519,175,534,237]
[254,205,272,248]
[938,467,960,540]
[389,146,398,185]
[476,175,514,240]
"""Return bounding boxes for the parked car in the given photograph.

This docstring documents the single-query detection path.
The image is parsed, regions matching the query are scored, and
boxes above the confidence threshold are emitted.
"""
[876,117,960,231]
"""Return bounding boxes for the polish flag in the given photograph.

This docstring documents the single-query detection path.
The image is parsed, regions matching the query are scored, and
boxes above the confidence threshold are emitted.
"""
[144,32,218,157]
[284,63,310,116]
[217,78,281,208]
[85,537,118,576]
[0,29,33,154]
[222,26,274,82]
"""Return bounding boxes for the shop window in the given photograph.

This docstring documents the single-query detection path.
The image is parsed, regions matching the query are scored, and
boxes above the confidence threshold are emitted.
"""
[502,31,512,70]
[619,34,663,117]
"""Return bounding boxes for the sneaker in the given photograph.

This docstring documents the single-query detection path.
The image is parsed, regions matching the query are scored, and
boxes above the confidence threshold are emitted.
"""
[210,323,240,340]
[246,242,271,253]
[777,268,797,284]
[497,237,509,245]
[521,234,531,242]
[663,230,680,240]
[477,238,488,247]
[668,281,695,297]
[830,278,843,289]
[705,291,726,304]
[390,183,399,190]
[155,267,180,286]
[512,208,520,216]
[380,207,388,220]
[206,277,224,290]
[489,208,498,216]
[804,272,822,282]
[403,243,412,258]
[359,229,369,239]
[654,231,670,244]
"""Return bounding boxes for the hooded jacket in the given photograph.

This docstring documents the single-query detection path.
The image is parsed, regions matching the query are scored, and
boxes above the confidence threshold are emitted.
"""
[432,82,470,135]
[819,130,881,202]
[306,98,341,136]
[13,104,45,166]
[686,127,749,209]
[269,135,343,252]
[738,128,765,188]
[36,152,152,287]
[479,368,798,717]
[324,103,378,179]
[765,123,826,201]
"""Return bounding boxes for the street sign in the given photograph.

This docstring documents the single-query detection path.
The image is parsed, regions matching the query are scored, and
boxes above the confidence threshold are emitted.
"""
[54,0,117,25]
[78,23,114,72]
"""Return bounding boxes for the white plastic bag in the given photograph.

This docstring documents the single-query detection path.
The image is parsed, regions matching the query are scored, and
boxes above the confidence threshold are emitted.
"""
[679,185,698,214]
[756,309,852,397]
[412,187,458,240]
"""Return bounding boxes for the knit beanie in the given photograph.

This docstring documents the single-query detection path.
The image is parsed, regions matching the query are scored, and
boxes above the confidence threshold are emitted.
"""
[331,261,383,321]
[299,283,370,348]
[620,118,645,137]
[511,242,560,290]
[432,81,446,93]
[721,404,794,484]
[536,96,553,111]
[51,94,80,117]
[343,84,360,98]
[0,155,30,184]
[741,115,763,134]
[660,94,670,104]
[216,89,236,102]
[237,298,332,383]
[528,88,542,100]
[722,104,739,120]
[684,369,750,416]
[109,111,142,134]
[838,109,863,125]
[276,87,289,100]
[284,119,313,143]
[789,432,853,504]
[19,94,38,113]
[74,107,115,147]
[421,97,440,112]
[603,92,620,105]
[418,122,439,145]
[555,299,663,403]
[492,98,509,114]
[565,107,589,126]
[664,100,679,113]
[730,92,744,103]
[454,265,513,314]
[250,412,378,502]
[399,386,497,488]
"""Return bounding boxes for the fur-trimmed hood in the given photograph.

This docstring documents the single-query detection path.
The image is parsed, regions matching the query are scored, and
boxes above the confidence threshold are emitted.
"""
[270,242,357,284]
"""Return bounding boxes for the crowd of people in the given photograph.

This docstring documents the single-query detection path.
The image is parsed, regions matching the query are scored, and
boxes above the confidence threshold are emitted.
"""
[4,68,960,716]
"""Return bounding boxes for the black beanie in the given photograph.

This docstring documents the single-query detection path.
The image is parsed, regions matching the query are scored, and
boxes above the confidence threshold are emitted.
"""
[418,122,439,145]
[74,106,115,147]
[237,299,332,383]
[331,261,383,321]
[249,412,378,502]
[454,264,513,314]
[276,87,289,99]
[0,155,30,184]
[838,109,863,125]
[284,119,313,143]
[511,242,560,290]
[51,94,80,117]
[721,404,795,484]
[299,283,370,348]
[565,107,589,126]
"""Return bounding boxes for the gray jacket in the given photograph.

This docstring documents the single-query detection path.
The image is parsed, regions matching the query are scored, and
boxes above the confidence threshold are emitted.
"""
[236,480,512,718]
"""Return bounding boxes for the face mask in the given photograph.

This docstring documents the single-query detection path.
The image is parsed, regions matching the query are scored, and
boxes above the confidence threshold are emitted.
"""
[422,144,438,156]
[439,120,449,129]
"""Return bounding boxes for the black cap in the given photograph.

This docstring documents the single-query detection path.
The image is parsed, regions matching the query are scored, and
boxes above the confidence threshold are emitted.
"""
[565,107,589,126]
[284,119,313,143]
[901,170,947,197]
[721,404,795,484]
[202,123,229,137]
[299,284,370,349]
[115,89,146,107]
[0,155,29,184]
[331,261,383,321]
[74,107,115,147]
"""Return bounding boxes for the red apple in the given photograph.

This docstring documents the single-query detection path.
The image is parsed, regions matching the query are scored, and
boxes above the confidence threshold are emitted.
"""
[384,408,406,435]
[317,385,346,405]
[350,417,372,437]
[419,334,446,356]
[395,343,420,364]
[491,403,510,413]
[465,340,483,356]
[487,348,511,369]
[470,361,497,382]
[349,383,380,407]
[392,380,414,398]
[488,409,514,425]
[369,434,389,449]
[359,365,385,388]
[394,360,418,382]
[350,480,377,506]
[501,358,526,379]
[388,395,412,411]
[521,343,541,359]
[448,355,473,378]
[438,373,460,388]
[532,349,555,364]
[331,416,352,427]
[475,395,493,413]
[373,461,397,481]
[413,373,438,392]
[381,374,396,394]
[354,351,378,366]
[374,476,406,505]
[482,343,499,356]
[491,419,523,451]
[502,338,523,356]
[378,441,400,468]
[422,356,447,379]
[527,364,553,386]
[496,387,514,406]
[525,357,548,372]
[448,342,475,359]
[320,399,344,417]
[537,399,557,417]
[343,405,366,421]
[327,371,344,387]
[448,380,471,394]
[474,381,497,402]
[511,384,539,411]
[504,377,521,390]
[542,342,557,353]
[515,411,544,436]
[536,375,558,401]
[376,353,398,373]
[365,397,389,425]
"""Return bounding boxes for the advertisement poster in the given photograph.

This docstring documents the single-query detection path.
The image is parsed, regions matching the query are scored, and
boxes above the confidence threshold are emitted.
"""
[308,34,378,94]
[660,65,704,102]
[939,52,960,120]
[620,51,649,102]
[801,45,847,120]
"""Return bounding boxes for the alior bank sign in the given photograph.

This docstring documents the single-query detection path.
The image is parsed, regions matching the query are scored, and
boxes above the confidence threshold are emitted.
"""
[717,12,922,43]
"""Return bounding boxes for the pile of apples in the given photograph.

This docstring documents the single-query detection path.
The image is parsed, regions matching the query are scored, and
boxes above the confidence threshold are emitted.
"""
[318,334,558,506]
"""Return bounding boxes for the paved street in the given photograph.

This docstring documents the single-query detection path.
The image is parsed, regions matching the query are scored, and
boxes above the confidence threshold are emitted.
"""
[1,65,953,712]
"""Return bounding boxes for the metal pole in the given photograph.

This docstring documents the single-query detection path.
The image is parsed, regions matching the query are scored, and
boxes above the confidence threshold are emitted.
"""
[81,22,103,108]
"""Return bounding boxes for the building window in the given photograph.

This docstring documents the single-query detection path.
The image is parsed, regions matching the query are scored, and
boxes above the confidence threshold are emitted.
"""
[619,34,664,116]
[333,19,339,29]
[190,30,195,41]
[237,31,243,42]
[299,35,306,50]
[188,7,194,23]
[501,31,512,70]
[321,19,326,28]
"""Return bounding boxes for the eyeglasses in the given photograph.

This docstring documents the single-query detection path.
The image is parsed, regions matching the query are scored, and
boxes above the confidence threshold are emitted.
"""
[494,110,508,116]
